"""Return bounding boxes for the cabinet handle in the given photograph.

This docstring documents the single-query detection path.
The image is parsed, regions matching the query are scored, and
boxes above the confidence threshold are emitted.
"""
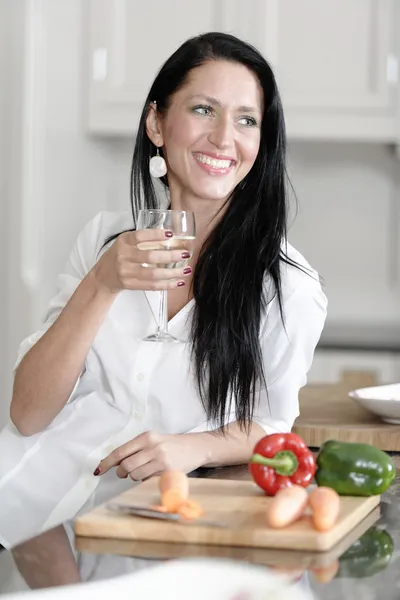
[92,48,107,82]
[386,54,398,86]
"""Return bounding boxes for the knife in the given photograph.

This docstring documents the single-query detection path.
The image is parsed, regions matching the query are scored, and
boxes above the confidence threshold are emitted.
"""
[107,502,229,528]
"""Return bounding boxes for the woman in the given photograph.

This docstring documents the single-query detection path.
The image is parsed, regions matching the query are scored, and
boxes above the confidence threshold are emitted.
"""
[0,32,327,549]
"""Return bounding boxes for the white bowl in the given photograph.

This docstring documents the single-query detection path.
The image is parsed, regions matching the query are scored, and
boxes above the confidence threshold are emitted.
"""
[349,382,400,424]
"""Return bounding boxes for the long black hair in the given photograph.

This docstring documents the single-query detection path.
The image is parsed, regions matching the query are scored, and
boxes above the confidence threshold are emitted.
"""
[104,32,304,432]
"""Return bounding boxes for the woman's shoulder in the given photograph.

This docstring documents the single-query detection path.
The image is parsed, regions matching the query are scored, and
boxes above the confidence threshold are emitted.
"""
[261,241,327,334]
[281,241,322,291]
[82,209,134,244]
[264,241,325,307]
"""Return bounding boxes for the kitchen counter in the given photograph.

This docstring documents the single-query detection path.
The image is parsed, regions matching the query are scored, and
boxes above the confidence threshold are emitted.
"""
[318,322,400,353]
[1,463,400,599]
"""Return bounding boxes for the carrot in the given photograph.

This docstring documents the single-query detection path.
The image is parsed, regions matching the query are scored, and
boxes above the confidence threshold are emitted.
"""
[158,471,206,519]
[268,566,305,582]
[158,471,189,513]
[308,487,340,532]
[177,499,204,520]
[311,560,339,583]
[266,485,308,529]
[160,489,185,512]
[159,470,189,497]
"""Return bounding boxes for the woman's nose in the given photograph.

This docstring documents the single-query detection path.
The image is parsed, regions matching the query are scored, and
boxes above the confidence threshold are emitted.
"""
[208,117,234,150]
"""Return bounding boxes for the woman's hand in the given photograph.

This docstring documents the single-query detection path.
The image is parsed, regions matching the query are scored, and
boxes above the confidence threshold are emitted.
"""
[94,431,208,480]
[90,229,192,295]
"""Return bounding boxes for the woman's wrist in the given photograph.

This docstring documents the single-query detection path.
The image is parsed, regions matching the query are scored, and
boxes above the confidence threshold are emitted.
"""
[182,432,214,469]
[87,265,120,301]
[183,421,266,469]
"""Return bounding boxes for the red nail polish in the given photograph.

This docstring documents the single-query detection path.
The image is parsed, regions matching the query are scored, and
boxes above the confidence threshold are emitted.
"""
[183,267,192,275]
[177,281,185,287]
[181,251,190,259]
[165,231,173,238]
[93,467,101,476]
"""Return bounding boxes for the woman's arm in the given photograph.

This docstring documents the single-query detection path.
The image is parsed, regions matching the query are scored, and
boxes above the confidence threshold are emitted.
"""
[11,525,81,589]
[95,421,265,479]
[11,275,116,436]
[11,217,190,437]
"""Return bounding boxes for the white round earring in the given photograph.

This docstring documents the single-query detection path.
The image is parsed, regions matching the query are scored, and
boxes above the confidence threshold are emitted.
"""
[149,147,167,178]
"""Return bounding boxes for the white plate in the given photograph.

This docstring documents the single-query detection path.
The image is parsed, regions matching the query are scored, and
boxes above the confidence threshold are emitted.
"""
[2,559,315,600]
[120,559,315,600]
[349,382,400,424]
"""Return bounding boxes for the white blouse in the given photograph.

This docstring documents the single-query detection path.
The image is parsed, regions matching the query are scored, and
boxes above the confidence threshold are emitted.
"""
[0,210,327,548]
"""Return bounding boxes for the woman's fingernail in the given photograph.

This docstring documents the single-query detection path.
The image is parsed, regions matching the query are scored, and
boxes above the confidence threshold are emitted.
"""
[93,467,101,476]
[165,231,173,238]
[177,281,185,287]
[183,267,192,275]
[181,251,190,259]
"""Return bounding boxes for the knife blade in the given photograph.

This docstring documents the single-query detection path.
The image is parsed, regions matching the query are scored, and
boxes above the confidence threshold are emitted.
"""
[107,502,229,528]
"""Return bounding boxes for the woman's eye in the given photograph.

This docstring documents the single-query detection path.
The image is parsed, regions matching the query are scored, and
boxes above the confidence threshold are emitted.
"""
[238,116,258,127]
[193,105,213,116]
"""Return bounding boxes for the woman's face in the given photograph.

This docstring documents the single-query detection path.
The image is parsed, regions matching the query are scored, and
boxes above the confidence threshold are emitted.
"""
[147,60,263,203]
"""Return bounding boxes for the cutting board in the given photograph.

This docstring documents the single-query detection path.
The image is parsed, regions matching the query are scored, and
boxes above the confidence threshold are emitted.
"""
[294,382,400,451]
[74,478,380,552]
[75,506,381,569]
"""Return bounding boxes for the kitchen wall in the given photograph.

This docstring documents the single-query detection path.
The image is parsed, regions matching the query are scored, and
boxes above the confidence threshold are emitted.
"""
[0,0,16,428]
[0,0,399,427]
[288,141,400,323]
[0,2,6,426]
[0,0,131,426]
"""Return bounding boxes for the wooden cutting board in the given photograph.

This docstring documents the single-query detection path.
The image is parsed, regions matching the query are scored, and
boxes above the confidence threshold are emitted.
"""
[74,478,380,552]
[75,506,381,569]
[294,382,400,451]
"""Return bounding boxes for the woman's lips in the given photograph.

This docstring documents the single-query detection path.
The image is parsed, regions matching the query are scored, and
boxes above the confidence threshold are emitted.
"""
[193,152,236,175]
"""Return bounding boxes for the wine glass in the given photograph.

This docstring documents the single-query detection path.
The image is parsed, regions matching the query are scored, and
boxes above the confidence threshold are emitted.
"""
[136,209,196,343]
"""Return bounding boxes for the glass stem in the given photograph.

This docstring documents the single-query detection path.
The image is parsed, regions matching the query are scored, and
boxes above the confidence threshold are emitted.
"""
[157,290,168,335]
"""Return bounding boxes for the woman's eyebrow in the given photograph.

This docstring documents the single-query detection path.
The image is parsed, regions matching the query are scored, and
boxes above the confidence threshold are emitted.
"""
[187,94,260,113]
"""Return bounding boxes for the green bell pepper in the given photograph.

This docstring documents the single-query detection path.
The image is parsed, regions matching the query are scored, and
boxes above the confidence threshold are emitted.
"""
[336,527,394,578]
[315,440,396,496]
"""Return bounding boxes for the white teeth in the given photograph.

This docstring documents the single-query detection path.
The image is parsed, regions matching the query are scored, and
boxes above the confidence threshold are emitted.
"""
[195,154,232,169]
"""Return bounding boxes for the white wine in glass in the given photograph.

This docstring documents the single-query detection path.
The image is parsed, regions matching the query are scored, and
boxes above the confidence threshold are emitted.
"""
[136,209,196,342]
[136,236,195,269]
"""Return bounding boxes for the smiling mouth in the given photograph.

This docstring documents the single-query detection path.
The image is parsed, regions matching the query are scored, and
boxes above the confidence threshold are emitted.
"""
[193,153,235,170]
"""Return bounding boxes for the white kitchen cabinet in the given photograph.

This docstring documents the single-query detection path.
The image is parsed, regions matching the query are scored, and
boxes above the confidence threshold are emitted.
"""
[86,0,400,141]
[248,0,400,141]
[86,0,237,134]
[307,350,400,385]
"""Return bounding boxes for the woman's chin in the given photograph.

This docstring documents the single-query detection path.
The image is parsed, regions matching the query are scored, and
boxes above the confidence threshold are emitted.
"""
[188,180,237,202]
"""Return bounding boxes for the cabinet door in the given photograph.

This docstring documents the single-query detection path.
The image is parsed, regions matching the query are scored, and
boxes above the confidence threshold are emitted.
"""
[253,0,399,140]
[87,0,229,134]
[307,350,400,385]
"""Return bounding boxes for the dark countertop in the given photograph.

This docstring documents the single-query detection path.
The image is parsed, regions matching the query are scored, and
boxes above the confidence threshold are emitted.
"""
[1,463,400,599]
[317,322,400,353]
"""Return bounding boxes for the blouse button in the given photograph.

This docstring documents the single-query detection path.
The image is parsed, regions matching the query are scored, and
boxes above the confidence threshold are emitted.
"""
[136,373,145,382]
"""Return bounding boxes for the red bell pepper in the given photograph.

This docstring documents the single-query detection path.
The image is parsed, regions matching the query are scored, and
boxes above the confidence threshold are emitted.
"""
[249,433,316,496]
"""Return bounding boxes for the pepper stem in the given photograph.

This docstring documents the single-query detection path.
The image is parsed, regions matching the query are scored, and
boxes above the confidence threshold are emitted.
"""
[250,450,299,476]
